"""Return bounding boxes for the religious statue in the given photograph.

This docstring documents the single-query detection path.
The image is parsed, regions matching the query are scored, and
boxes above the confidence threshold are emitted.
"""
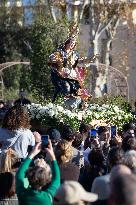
[49,24,98,102]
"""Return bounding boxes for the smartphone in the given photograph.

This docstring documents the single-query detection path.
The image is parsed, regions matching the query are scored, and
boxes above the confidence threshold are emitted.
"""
[41,135,49,148]
[89,129,97,138]
[111,126,117,138]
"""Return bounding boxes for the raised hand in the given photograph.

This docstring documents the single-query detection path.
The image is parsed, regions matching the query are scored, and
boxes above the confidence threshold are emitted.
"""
[33,131,41,143]
[45,140,56,161]
[29,142,41,159]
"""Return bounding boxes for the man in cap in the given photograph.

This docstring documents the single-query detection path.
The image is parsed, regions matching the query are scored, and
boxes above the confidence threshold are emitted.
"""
[109,174,136,205]
[14,89,31,105]
[48,128,61,148]
[53,181,98,205]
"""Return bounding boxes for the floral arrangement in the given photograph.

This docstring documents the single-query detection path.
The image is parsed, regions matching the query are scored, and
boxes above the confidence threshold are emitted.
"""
[27,102,133,131]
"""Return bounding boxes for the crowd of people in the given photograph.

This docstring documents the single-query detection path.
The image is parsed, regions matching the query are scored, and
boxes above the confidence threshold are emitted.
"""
[0,104,136,205]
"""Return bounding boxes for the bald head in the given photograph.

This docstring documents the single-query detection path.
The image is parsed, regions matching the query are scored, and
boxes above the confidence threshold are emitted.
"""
[109,174,136,205]
[110,165,132,182]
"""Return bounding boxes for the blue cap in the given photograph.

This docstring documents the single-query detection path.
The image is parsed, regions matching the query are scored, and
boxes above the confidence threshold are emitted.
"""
[48,129,61,142]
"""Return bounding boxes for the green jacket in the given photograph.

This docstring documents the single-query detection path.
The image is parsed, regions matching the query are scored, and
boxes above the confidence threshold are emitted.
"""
[16,157,60,205]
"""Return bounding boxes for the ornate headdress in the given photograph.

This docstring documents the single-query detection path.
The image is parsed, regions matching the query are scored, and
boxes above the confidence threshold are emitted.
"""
[69,23,79,38]
[49,52,63,63]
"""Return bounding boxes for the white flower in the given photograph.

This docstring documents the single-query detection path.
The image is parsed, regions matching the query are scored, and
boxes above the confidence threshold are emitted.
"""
[93,113,99,119]
[102,104,110,109]
[47,103,54,109]
[36,113,41,119]
[70,113,76,118]
[56,105,64,112]
[26,101,132,130]
[48,110,55,117]
[113,106,120,112]
[64,110,72,117]
[85,110,92,116]
[39,108,46,115]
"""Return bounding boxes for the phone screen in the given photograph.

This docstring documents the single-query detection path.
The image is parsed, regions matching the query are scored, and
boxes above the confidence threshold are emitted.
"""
[41,135,49,148]
[89,129,97,138]
[111,126,117,138]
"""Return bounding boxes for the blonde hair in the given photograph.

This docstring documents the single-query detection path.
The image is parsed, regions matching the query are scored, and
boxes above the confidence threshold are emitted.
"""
[55,140,73,164]
[0,148,19,173]
[26,162,52,189]
[34,158,52,174]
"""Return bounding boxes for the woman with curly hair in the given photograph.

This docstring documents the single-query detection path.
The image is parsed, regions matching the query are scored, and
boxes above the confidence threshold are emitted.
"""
[0,105,40,159]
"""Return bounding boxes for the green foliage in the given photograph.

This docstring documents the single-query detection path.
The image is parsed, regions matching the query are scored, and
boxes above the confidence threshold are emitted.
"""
[4,88,19,100]
[89,95,131,113]
[0,2,32,98]
[0,2,69,101]
[30,16,69,101]
[0,28,31,91]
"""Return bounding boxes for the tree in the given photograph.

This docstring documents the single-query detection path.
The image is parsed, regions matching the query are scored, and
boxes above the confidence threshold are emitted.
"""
[87,0,130,97]
[47,0,83,23]
[0,1,31,94]
[30,15,69,101]
[0,1,69,101]
[47,0,131,98]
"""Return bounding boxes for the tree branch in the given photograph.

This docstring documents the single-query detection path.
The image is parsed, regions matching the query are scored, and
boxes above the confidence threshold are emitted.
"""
[94,22,101,38]
[112,17,120,37]
[80,0,90,20]
[46,0,57,23]
[106,16,120,39]
[97,18,113,38]
[23,40,33,52]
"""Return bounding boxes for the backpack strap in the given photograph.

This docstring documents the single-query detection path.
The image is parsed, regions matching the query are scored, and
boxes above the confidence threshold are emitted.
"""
[7,132,21,149]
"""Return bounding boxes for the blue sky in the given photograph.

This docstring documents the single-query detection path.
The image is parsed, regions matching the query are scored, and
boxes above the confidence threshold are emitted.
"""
[23,0,36,6]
